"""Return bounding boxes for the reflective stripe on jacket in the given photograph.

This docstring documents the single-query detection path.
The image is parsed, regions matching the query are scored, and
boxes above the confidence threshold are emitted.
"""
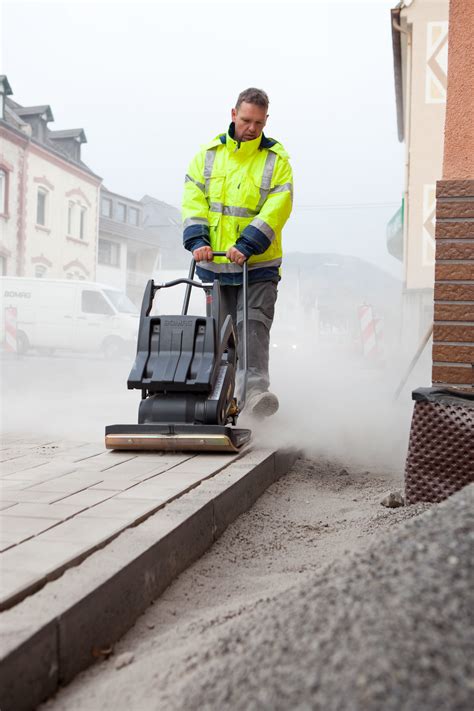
[182,124,293,283]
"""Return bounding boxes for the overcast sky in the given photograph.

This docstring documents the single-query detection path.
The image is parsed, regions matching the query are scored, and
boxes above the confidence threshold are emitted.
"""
[1,0,404,277]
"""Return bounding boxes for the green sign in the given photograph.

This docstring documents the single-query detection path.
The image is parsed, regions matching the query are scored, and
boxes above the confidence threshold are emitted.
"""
[386,198,404,261]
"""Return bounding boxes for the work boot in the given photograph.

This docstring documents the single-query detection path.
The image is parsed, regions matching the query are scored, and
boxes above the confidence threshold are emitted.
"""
[246,391,279,418]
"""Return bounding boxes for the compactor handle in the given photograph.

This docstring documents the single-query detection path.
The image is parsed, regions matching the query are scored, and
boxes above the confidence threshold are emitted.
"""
[182,251,249,401]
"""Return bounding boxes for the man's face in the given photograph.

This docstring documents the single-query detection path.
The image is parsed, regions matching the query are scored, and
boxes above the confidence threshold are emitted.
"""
[231,102,268,142]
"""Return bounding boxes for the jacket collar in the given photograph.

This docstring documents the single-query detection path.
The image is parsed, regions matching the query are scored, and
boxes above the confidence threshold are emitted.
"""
[223,122,277,156]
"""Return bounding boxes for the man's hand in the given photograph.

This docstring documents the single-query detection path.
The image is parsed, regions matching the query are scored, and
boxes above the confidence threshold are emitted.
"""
[226,246,247,266]
[193,246,213,262]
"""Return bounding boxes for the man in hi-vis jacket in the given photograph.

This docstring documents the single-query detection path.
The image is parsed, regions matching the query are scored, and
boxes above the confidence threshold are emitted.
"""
[182,88,293,417]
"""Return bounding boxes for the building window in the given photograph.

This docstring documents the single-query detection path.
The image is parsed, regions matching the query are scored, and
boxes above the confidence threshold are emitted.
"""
[0,255,7,275]
[98,238,120,267]
[37,188,48,226]
[128,207,139,226]
[81,290,114,315]
[117,202,127,222]
[79,206,87,239]
[35,264,47,278]
[0,169,7,215]
[67,201,75,235]
[101,197,112,217]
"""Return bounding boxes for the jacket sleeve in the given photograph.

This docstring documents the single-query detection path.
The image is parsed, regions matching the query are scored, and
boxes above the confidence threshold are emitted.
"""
[182,151,211,253]
[235,155,293,258]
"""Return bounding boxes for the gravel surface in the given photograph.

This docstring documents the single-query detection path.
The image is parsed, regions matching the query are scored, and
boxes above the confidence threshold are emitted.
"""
[42,461,472,711]
[165,484,474,711]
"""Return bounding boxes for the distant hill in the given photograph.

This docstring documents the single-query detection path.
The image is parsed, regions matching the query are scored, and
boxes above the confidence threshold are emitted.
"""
[281,252,402,323]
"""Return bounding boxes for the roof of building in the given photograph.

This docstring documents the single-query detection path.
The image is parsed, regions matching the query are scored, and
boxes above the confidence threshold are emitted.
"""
[101,186,143,207]
[15,104,54,121]
[49,128,87,143]
[140,194,181,227]
[1,79,100,180]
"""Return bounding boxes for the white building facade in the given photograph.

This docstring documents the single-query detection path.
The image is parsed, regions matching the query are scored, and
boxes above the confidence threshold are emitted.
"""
[390,0,449,344]
[0,76,101,281]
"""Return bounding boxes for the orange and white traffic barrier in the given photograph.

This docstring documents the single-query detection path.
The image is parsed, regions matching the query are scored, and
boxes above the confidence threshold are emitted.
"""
[4,307,17,353]
[358,304,377,359]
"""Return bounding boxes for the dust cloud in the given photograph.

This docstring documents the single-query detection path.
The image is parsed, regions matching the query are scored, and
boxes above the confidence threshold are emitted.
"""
[1,257,431,472]
[246,259,431,472]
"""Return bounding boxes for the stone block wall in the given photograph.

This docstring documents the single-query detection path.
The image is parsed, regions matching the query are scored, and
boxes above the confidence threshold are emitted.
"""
[433,179,474,389]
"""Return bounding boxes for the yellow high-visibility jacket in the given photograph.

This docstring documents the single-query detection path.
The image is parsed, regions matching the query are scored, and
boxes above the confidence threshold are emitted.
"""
[182,124,293,284]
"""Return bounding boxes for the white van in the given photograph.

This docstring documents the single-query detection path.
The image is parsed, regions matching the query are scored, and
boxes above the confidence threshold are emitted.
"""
[0,277,139,357]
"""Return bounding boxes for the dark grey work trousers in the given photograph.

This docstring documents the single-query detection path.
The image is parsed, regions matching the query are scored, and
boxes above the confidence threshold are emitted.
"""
[219,281,278,400]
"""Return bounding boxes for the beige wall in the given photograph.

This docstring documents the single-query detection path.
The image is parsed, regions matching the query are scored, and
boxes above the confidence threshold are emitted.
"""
[401,0,449,290]
[25,144,100,280]
[0,130,25,275]
[0,126,100,280]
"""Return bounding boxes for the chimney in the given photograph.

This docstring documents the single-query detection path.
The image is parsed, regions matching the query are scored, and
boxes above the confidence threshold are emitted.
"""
[0,75,13,120]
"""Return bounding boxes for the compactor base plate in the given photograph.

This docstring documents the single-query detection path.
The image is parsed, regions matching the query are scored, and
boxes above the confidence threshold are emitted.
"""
[105,424,251,453]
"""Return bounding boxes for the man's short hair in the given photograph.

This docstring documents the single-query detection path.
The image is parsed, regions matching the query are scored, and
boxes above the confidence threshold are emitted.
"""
[235,88,269,112]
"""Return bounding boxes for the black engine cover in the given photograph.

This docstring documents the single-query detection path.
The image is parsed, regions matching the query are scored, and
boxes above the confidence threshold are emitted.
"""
[127,279,238,427]
[138,363,235,426]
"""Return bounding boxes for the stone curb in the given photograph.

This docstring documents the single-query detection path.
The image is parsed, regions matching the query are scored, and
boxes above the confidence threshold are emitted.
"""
[0,447,299,711]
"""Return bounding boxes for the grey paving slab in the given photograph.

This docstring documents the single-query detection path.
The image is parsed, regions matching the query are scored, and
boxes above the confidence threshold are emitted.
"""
[0,436,296,638]
[156,467,225,484]
[0,479,32,491]
[37,516,129,544]
[0,532,35,547]
[71,468,140,484]
[52,489,117,507]
[0,440,57,460]
[28,440,90,455]
[166,453,239,474]
[0,446,299,711]
[77,497,159,521]
[0,444,246,614]
[0,515,59,538]
[0,502,87,520]
[0,489,69,505]
[0,449,22,460]
[82,457,189,479]
[114,477,199,501]
[0,457,54,475]
[0,567,49,602]
[0,538,91,577]
[88,479,138,491]
[3,462,78,482]
[0,502,16,511]
[23,475,104,494]
[0,538,93,609]
[57,443,107,461]
[68,451,137,470]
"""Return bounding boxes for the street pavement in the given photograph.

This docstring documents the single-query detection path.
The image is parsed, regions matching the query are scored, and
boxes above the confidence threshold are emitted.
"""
[0,433,239,610]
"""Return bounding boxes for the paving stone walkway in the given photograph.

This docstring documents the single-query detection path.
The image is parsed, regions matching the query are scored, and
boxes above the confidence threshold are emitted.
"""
[0,434,239,610]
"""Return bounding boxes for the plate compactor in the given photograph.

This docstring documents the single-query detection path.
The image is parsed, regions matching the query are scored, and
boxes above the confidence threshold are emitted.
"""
[105,253,251,453]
